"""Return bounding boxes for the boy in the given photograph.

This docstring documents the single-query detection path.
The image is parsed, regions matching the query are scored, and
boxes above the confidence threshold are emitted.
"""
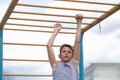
[47,14,83,80]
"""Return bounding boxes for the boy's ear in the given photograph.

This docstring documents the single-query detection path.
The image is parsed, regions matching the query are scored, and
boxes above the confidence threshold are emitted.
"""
[59,54,61,58]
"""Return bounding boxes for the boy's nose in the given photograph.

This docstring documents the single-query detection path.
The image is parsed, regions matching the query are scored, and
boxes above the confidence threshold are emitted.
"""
[65,52,68,55]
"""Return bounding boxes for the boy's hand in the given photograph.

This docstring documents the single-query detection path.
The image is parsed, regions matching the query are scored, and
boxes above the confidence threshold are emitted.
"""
[75,14,83,23]
[54,23,62,32]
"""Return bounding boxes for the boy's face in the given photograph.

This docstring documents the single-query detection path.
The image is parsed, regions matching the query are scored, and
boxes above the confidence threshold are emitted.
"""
[59,46,73,63]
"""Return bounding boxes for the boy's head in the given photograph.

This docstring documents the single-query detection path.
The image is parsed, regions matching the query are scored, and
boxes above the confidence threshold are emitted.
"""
[60,44,73,54]
[59,44,73,63]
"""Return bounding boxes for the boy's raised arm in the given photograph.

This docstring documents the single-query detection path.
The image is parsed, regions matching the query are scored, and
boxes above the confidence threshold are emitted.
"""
[47,23,62,70]
[72,14,83,68]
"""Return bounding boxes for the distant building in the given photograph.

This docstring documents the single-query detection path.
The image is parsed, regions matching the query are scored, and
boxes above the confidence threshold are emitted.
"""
[85,63,120,80]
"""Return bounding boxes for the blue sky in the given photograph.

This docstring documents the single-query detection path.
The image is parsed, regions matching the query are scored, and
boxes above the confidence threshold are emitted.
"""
[1,0,120,80]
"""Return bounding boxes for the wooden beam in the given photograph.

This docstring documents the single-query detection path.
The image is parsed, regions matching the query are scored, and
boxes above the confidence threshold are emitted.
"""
[3,58,49,62]
[8,17,89,25]
[56,0,118,6]
[3,42,73,47]
[3,42,60,47]
[0,0,19,29]
[3,28,76,34]
[83,3,120,33]
[3,74,52,77]
[6,23,76,29]
[13,11,98,19]
[17,3,108,13]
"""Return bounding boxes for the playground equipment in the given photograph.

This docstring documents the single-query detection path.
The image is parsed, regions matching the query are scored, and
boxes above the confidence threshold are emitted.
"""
[0,0,120,80]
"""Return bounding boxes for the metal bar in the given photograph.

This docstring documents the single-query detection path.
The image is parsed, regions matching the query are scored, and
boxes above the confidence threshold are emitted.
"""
[0,30,3,80]
[79,33,84,80]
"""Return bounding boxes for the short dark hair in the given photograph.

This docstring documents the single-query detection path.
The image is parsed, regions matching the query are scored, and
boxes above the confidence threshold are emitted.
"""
[60,44,73,54]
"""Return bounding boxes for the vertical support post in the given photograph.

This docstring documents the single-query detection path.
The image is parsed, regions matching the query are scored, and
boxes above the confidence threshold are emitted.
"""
[79,33,84,80]
[0,30,3,80]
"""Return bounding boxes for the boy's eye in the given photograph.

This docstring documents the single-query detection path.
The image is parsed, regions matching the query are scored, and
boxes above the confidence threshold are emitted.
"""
[62,50,66,53]
[68,51,70,53]
[62,50,71,53]
[68,51,72,53]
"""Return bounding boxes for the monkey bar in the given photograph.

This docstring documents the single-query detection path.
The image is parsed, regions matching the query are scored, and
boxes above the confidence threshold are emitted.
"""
[0,0,120,80]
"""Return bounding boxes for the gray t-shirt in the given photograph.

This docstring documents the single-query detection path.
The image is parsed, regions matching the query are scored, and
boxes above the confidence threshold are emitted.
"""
[53,60,78,80]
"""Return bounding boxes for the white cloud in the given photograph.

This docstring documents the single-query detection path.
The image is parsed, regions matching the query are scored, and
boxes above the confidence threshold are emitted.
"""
[0,0,11,22]
[83,26,120,68]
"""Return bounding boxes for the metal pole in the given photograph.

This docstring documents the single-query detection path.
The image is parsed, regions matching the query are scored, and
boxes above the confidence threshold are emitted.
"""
[0,30,3,80]
[79,33,84,80]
